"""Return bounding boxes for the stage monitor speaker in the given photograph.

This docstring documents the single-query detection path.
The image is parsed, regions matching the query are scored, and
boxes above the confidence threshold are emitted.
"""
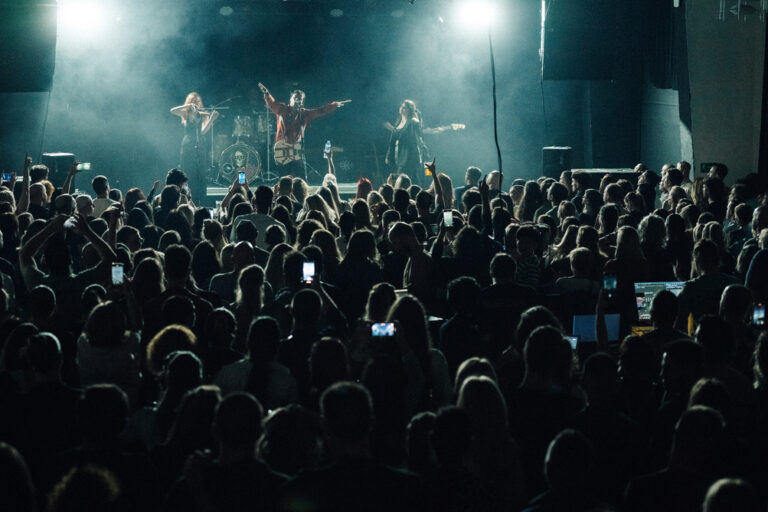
[541,0,617,80]
[0,3,58,92]
[542,146,572,178]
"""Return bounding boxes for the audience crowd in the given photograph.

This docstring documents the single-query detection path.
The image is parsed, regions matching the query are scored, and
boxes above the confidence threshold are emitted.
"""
[0,154,767,511]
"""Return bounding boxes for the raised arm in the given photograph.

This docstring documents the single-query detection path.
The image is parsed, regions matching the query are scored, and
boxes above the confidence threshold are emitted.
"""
[61,160,81,195]
[326,149,336,176]
[220,174,245,219]
[479,176,492,235]
[15,154,32,214]
[19,214,67,271]
[259,82,290,117]
[74,214,117,265]
[106,207,121,249]
[303,100,348,123]
[425,158,444,211]
[146,180,161,204]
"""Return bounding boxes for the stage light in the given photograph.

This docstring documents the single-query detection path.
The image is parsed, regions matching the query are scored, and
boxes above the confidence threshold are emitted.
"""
[58,1,107,32]
[219,6,234,17]
[456,2,496,28]
[330,8,344,18]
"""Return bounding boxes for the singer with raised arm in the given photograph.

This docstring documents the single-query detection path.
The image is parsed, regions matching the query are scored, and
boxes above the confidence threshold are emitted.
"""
[258,82,350,176]
[170,92,219,204]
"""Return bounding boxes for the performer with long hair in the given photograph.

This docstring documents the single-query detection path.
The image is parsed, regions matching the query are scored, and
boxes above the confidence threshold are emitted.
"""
[170,92,219,203]
[385,99,428,180]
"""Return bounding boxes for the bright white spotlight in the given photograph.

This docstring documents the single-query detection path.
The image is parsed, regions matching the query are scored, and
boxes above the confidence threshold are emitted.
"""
[58,1,106,34]
[457,2,496,28]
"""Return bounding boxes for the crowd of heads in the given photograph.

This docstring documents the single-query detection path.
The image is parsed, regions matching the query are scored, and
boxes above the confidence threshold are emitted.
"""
[0,157,768,511]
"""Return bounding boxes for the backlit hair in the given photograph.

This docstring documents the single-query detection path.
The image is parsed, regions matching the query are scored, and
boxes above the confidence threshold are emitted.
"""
[401,99,418,121]
[181,92,203,126]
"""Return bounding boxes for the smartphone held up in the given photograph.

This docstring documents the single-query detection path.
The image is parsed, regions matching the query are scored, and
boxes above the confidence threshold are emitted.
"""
[443,210,453,228]
[302,261,315,284]
[111,263,124,286]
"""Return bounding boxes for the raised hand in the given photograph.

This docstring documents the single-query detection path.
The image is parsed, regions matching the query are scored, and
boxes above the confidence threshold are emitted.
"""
[70,161,83,176]
[258,83,269,95]
[478,176,489,197]
[425,157,436,177]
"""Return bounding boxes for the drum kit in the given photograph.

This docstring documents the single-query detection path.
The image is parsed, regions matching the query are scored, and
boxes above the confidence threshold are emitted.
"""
[203,100,278,186]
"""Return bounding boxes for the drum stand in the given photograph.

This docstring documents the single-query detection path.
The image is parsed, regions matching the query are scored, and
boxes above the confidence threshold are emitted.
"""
[300,130,324,184]
[260,107,278,184]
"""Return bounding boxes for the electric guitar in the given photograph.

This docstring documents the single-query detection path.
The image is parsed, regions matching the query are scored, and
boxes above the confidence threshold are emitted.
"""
[273,140,303,165]
[422,123,466,135]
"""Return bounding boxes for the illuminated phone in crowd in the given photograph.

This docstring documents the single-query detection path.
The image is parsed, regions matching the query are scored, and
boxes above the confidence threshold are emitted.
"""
[238,172,246,184]
[443,210,453,228]
[302,261,315,284]
[754,303,766,326]
[111,262,124,285]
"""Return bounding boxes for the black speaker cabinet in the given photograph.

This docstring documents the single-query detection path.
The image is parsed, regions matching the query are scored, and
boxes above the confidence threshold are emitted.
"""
[541,0,618,80]
[542,146,572,178]
[0,3,58,92]
[41,153,76,189]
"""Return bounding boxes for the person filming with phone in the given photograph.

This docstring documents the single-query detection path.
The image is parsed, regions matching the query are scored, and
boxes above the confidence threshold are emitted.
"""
[18,214,117,330]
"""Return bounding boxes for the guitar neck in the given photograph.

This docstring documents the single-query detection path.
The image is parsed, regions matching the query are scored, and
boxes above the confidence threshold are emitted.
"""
[423,124,465,135]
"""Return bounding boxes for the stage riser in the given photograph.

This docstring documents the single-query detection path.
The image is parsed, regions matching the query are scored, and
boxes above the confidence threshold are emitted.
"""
[206,183,359,199]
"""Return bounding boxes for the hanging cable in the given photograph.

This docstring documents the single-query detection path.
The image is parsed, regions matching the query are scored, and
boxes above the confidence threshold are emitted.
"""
[489,26,502,179]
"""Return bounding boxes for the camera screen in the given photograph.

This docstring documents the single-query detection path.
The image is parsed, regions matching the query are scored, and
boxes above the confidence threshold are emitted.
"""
[754,304,766,326]
[111,263,124,285]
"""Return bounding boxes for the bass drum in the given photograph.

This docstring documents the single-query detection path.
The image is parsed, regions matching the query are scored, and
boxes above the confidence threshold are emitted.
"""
[218,142,261,185]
